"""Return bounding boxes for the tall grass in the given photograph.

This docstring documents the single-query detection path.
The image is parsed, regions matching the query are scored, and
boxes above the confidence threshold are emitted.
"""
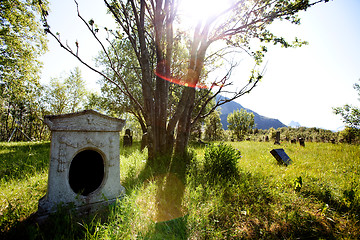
[1,141,359,239]
[195,141,360,238]
[230,141,360,212]
[0,142,49,236]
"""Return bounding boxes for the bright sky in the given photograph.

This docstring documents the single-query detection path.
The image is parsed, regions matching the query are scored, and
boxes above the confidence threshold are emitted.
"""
[40,0,360,131]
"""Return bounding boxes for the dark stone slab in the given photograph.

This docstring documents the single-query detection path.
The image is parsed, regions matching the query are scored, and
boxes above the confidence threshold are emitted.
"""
[123,129,133,147]
[274,131,280,145]
[270,148,292,166]
[298,138,305,147]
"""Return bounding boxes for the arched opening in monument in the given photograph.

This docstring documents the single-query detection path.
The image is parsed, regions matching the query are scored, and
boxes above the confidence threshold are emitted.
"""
[69,149,105,196]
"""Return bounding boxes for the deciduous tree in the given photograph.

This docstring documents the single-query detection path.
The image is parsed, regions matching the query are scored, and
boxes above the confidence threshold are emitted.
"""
[39,0,329,162]
[333,79,360,129]
[0,0,48,141]
[227,109,255,140]
[204,109,224,141]
[43,67,89,115]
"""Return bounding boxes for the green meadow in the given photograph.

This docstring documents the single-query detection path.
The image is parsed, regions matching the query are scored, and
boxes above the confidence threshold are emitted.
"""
[1,141,359,239]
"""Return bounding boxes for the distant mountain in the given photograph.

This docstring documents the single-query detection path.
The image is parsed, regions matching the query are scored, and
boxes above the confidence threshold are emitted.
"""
[334,125,345,132]
[216,95,286,130]
[288,121,301,128]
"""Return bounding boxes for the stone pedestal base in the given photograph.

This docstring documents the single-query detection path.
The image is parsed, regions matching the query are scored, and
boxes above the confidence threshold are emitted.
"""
[36,190,125,223]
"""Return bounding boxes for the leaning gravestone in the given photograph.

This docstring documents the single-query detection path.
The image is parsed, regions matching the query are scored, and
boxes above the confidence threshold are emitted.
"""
[270,148,292,166]
[37,110,125,220]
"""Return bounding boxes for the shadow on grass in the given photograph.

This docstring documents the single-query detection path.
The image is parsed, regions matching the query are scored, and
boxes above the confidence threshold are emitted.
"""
[1,142,341,239]
[0,142,50,181]
[301,183,360,222]
[120,147,191,238]
[0,141,189,239]
[142,215,188,240]
[1,205,100,240]
[122,144,338,239]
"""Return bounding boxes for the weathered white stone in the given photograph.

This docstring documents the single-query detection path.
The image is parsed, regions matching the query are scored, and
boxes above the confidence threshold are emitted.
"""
[37,110,125,217]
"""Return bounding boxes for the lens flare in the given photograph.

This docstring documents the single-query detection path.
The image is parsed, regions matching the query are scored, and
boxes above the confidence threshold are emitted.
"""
[154,70,209,89]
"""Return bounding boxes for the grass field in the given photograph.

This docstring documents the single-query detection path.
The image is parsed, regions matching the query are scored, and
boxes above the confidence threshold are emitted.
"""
[0,141,359,239]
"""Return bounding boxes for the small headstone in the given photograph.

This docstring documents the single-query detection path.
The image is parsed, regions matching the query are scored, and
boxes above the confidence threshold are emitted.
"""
[270,149,292,166]
[274,131,280,145]
[123,129,133,147]
[299,138,305,147]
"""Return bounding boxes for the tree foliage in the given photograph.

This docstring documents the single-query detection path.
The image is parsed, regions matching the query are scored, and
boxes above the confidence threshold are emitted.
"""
[0,0,48,141]
[204,109,224,141]
[248,126,339,143]
[0,0,48,82]
[339,127,360,144]
[227,109,255,140]
[43,67,89,115]
[333,79,360,129]
[39,0,329,161]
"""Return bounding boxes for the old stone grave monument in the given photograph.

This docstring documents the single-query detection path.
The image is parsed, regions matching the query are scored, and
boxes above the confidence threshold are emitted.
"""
[270,148,292,166]
[37,110,125,219]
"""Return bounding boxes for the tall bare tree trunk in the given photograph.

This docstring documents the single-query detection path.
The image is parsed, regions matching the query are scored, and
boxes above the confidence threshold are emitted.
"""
[137,0,156,162]
[151,0,174,159]
[174,88,196,157]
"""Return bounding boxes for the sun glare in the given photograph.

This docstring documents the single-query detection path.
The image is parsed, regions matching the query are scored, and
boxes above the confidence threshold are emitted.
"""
[179,0,232,25]
[156,0,233,89]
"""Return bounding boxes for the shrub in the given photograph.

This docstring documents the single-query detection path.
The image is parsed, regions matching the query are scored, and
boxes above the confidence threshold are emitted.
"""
[203,143,241,184]
[339,127,360,144]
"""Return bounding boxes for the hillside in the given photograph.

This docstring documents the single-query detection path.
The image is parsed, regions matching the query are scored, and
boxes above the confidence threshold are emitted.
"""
[217,96,286,130]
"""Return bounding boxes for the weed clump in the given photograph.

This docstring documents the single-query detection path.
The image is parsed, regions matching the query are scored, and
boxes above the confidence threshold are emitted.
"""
[203,143,241,184]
